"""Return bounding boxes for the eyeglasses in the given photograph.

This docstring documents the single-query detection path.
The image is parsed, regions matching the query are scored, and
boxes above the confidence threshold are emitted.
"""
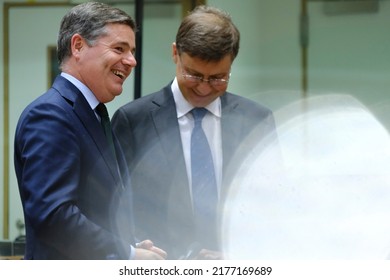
[182,72,231,88]
[179,58,231,88]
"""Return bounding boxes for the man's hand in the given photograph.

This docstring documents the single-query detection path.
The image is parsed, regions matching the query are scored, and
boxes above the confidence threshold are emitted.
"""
[195,249,224,260]
[134,240,167,260]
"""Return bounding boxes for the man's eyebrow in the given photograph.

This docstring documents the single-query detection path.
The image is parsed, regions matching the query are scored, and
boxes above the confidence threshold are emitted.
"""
[185,66,227,77]
[114,41,136,53]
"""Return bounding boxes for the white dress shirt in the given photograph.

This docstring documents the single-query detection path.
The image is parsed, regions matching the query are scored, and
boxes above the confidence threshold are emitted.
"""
[171,78,223,203]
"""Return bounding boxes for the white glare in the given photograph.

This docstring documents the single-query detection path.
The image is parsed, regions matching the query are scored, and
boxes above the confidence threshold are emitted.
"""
[222,94,390,259]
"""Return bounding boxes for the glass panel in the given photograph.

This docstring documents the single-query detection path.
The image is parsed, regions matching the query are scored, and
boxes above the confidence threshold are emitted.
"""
[308,1,390,129]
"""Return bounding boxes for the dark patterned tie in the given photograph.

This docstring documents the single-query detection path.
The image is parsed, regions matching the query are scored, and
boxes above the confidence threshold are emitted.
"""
[95,103,116,158]
[191,108,218,239]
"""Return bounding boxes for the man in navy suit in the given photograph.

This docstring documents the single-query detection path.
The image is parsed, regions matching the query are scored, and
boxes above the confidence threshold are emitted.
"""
[14,2,166,260]
[112,5,278,259]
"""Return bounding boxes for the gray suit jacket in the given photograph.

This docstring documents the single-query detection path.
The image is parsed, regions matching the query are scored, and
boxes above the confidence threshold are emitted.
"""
[112,82,277,258]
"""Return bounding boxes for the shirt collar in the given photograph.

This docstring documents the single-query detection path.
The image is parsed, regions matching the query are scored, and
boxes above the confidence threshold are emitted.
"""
[61,72,100,110]
[171,77,221,119]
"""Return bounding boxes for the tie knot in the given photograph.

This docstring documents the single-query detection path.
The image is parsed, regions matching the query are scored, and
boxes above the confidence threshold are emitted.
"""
[191,107,208,122]
[96,103,109,120]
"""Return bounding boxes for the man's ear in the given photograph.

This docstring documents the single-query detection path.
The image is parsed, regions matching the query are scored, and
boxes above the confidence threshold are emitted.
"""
[172,42,178,64]
[71,34,85,59]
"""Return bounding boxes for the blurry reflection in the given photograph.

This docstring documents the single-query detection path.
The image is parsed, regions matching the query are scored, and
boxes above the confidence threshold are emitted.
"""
[222,94,390,259]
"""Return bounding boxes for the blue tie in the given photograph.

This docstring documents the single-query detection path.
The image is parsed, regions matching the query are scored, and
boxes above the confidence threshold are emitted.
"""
[191,108,218,237]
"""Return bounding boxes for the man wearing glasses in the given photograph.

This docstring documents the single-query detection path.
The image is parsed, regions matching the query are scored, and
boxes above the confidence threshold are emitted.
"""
[112,5,278,259]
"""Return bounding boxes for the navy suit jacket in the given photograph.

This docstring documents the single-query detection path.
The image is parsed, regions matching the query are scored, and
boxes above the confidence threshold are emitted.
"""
[14,76,134,259]
[112,83,278,259]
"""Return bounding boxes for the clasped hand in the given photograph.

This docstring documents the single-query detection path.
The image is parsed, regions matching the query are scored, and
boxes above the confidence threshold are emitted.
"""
[134,240,167,260]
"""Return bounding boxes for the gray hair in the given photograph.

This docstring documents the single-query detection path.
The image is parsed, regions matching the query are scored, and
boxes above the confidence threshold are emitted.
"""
[176,5,240,62]
[57,2,136,67]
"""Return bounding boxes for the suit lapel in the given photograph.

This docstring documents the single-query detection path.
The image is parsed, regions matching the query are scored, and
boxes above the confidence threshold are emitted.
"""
[150,92,183,166]
[149,88,193,220]
[54,76,123,187]
[221,93,243,175]
[77,100,123,187]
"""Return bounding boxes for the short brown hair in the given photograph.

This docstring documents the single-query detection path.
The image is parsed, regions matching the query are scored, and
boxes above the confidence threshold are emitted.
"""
[176,5,240,62]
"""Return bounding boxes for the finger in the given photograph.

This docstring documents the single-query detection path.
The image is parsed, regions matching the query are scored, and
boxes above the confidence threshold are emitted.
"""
[151,246,167,258]
[136,240,153,249]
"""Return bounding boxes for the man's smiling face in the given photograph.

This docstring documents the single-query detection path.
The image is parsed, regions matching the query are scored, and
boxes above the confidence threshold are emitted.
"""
[76,23,137,103]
